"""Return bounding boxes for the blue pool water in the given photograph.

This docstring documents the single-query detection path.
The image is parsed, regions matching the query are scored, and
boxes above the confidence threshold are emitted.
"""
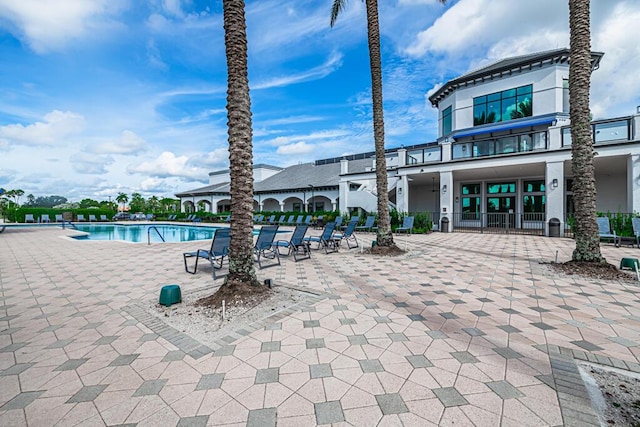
[71,224,229,243]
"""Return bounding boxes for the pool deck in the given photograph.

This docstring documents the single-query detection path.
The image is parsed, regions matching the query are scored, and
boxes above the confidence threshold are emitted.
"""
[1,225,639,426]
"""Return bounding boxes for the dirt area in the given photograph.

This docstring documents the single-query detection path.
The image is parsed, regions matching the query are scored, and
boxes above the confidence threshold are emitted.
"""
[548,260,638,283]
[579,362,640,426]
[148,284,310,349]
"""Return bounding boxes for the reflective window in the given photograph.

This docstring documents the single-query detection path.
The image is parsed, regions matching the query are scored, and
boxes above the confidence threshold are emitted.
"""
[462,184,480,195]
[474,140,494,157]
[406,150,423,165]
[496,136,518,154]
[442,106,452,136]
[594,120,629,142]
[487,182,516,194]
[461,183,481,219]
[452,143,473,159]
[524,180,545,192]
[473,85,532,126]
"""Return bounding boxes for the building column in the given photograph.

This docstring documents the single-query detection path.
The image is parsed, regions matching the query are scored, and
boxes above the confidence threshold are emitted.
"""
[332,201,338,211]
[396,175,409,212]
[339,158,349,213]
[545,161,564,236]
[279,202,285,212]
[439,171,453,230]
[628,154,640,214]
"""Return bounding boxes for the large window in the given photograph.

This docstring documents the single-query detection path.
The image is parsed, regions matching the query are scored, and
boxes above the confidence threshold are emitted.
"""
[461,183,481,219]
[451,131,546,159]
[523,180,545,216]
[473,85,532,126]
[442,105,452,136]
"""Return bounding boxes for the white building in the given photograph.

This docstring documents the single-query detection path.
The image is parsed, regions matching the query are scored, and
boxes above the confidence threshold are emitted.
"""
[177,48,640,236]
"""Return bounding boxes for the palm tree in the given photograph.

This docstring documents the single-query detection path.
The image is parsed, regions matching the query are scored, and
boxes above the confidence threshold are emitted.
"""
[569,0,603,262]
[115,192,128,213]
[220,0,260,289]
[331,0,445,247]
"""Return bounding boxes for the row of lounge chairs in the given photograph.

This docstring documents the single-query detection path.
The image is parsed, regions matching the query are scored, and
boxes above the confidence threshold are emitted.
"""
[24,213,159,223]
[183,219,364,280]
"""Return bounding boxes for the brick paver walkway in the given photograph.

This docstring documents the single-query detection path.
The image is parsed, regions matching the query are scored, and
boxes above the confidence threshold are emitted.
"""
[1,224,639,426]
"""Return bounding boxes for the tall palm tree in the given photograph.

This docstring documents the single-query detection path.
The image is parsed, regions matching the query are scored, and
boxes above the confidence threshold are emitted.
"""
[569,0,603,262]
[331,0,445,247]
[221,0,260,288]
[116,192,128,213]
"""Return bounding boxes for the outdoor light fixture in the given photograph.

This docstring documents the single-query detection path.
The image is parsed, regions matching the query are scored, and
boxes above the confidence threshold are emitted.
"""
[398,187,403,194]
[552,179,558,189]
[442,184,448,193]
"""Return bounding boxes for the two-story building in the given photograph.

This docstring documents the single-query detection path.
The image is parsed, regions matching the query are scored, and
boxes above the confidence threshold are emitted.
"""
[177,48,640,236]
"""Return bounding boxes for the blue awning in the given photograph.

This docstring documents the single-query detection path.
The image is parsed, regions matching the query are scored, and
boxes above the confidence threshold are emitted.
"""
[452,115,557,139]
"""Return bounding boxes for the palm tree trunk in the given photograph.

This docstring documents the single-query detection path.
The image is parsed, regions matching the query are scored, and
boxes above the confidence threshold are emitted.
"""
[569,0,603,262]
[365,0,394,247]
[223,0,259,285]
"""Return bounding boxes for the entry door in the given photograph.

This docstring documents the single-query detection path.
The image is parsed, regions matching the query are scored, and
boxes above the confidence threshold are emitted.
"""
[487,196,516,228]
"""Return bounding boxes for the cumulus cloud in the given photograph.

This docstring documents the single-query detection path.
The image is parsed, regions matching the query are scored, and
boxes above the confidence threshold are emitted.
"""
[86,130,148,155]
[276,141,314,155]
[0,110,85,147]
[0,0,121,53]
[70,153,114,175]
[187,148,229,169]
[126,151,206,180]
[139,177,173,192]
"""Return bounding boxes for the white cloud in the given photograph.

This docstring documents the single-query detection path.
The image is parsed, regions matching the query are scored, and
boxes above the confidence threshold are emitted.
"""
[127,151,206,180]
[139,177,173,192]
[276,141,314,155]
[252,52,343,90]
[0,110,85,147]
[187,148,229,169]
[0,0,122,53]
[70,153,114,175]
[266,129,351,147]
[87,130,148,155]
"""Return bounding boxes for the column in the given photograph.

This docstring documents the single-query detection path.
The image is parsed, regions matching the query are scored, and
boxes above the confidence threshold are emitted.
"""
[628,154,640,214]
[396,175,409,212]
[279,202,285,212]
[439,171,453,230]
[545,161,564,236]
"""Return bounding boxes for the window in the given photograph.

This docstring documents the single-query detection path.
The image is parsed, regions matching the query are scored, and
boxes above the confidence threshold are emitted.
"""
[442,106,452,136]
[562,79,569,113]
[487,182,515,194]
[461,183,481,220]
[473,85,532,126]
[292,202,301,212]
[523,179,545,219]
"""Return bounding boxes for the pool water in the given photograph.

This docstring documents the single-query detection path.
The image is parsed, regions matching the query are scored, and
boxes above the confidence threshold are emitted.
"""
[72,224,229,243]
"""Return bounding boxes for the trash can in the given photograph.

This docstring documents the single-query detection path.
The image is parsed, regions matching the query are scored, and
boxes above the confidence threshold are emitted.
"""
[440,217,450,233]
[548,218,560,237]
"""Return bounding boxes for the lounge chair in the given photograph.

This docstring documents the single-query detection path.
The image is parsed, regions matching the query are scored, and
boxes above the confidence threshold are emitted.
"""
[597,217,619,246]
[276,215,286,225]
[100,214,108,221]
[343,215,359,230]
[283,215,295,225]
[304,222,338,254]
[334,216,343,229]
[89,214,97,222]
[275,224,311,261]
[185,214,194,221]
[254,225,280,269]
[41,214,51,223]
[167,214,177,221]
[633,217,640,248]
[146,214,154,221]
[55,214,63,222]
[77,214,86,222]
[313,215,324,229]
[183,228,231,279]
[304,215,313,225]
[332,219,359,249]
[254,214,264,224]
[396,216,414,234]
[294,215,304,225]
[25,214,35,223]
[356,216,376,232]
[266,215,276,224]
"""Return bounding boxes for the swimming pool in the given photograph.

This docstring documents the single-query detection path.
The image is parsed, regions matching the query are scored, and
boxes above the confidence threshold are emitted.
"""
[71,224,229,243]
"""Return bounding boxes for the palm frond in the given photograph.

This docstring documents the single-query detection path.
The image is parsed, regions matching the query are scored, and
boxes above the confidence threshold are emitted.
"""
[330,0,349,27]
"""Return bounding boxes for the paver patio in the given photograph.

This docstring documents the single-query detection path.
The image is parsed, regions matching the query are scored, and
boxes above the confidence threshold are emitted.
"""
[1,225,639,426]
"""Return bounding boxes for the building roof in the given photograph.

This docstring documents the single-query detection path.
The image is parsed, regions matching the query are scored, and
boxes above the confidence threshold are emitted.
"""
[428,48,604,107]
[176,158,374,197]
[208,163,283,177]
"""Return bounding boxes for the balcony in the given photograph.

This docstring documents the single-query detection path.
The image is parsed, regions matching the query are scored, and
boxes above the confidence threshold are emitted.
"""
[406,146,442,165]
[451,131,547,160]
[561,117,632,146]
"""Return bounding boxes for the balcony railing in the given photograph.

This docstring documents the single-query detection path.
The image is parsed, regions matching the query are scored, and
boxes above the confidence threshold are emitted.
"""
[406,146,442,165]
[451,131,547,160]
[561,117,632,146]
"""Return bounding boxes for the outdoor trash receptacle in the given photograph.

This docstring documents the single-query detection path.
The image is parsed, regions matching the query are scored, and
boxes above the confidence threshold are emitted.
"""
[440,217,449,233]
[620,258,639,271]
[548,218,561,237]
[159,284,182,306]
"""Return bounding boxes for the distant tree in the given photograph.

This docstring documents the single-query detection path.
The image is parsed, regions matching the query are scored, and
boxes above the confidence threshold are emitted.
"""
[116,192,128,212]
[160,197,178,212]
[6,189,24,206]
[147,196,160,213]
[79,198,100,208]
[26,194,36,206]
[129,193,145,212]
[36,195,68,208]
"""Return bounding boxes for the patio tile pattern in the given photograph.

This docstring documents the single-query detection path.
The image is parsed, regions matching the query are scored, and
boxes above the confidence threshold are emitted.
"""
[1,226,639,425]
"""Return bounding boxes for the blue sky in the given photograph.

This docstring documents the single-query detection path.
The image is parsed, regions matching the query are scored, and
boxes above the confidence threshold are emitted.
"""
[1,0,639,202]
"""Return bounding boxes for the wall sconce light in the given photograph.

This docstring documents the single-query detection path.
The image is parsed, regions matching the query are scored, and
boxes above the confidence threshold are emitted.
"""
[552,179,558,189]
[455,196,459,203]
[398,187,403,194]
[442,184,448,193]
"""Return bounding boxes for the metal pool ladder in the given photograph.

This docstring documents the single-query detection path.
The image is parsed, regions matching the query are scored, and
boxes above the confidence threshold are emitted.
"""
[148,226,165,245]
